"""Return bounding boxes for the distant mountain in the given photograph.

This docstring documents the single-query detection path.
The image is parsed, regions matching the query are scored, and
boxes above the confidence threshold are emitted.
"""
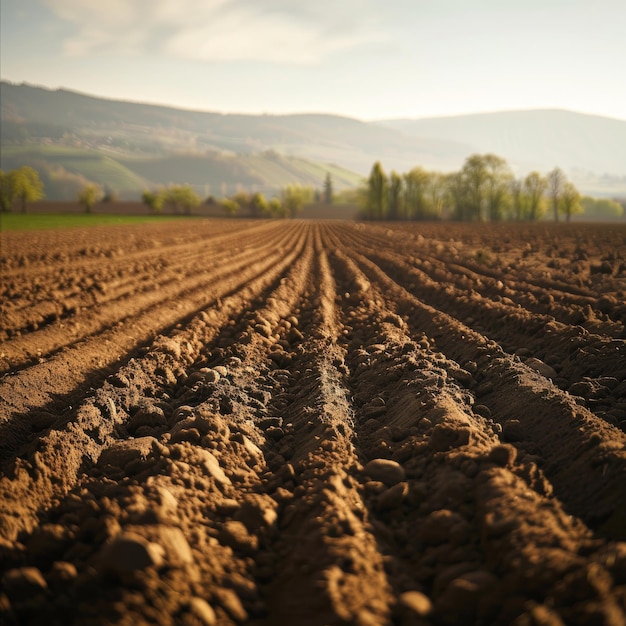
[376,109,626,178]
[2,81,625,200]
[0,81,467,176]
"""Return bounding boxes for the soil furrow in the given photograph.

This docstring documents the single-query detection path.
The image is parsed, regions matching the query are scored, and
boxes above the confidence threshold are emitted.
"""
[0,225,299,371]
[333,223,626,428]
[325,238,623,625]
[0,226,310,546]
[340,238,626,541]
[2,220,625,626]
[0,226,307,468]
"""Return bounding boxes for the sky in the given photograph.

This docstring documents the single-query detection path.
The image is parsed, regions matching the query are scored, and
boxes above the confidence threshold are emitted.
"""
[2,0,625,121]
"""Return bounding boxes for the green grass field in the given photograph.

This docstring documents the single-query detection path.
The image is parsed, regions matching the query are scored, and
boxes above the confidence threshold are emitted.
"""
[0,213,188,231]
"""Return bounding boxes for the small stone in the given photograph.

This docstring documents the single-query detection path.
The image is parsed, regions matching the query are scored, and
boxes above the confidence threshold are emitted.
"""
[197,449,231,486]
[99,533,164,575]
[524,358,558,380]
[397,590,432,617]
[502,419,524,442]
[450,367,473,385]
[241,435,264,463]
[153,526,195,566]
[219,521,258,554]
[49,561,77,583]
[170,405,195,426]
[153,485,178,518]
[420,510,466,545]
[473,404,492,419]
[217,498,241,515]
[376,482,409,511]
[98,436,157,469]
[265,426,285,440]
[128,405,166,432]
[203,369,221,384]
[2,567,48,600]
[363,459,406,486]
[189,598,217,626]
[487,444,517,467]
[214,587,248,622]
[568,381,594,397]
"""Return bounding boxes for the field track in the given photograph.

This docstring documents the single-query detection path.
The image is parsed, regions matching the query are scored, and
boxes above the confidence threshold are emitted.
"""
[1,219,626,625]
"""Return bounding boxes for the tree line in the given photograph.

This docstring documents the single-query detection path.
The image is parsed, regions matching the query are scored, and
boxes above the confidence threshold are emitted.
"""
[360,154,589,222]
[2,163,623,221]
[0,165,320,219]
[141,183,317,218]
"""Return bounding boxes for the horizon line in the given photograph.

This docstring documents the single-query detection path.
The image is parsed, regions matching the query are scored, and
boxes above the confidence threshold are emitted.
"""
[2,78,626,124]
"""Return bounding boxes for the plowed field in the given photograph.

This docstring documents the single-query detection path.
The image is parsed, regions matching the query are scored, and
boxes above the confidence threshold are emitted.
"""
[1,219,626,626]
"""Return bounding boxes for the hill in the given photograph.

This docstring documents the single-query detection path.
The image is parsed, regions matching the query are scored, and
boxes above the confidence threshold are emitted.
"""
[376,109,626,180]
[0,81,464,176]
[0,144,362,201]
[2,81,626,199]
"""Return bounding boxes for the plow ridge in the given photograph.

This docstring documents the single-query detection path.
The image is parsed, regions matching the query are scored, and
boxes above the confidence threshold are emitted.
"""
[1,219,626,626]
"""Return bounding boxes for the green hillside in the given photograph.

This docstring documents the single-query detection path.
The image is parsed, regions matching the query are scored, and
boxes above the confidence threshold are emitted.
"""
[120,151,361,198]
[0,143,362,201]
[0,145,151,200]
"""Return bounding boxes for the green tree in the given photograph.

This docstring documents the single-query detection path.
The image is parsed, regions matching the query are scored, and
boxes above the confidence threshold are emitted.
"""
[462,154,490,221]
[250,191,269,218]
[580,196,624,219]
[142,189,164,213]
[510,178,524,221]
[364,161,387,219]
[0,170,12,212]
[483,154,513,221]
[547,167,566,223]
[444,172,469,221]
[388,171,403,220]
[164,185,201,214]
[78,183,103,213]
[523,171,547,221]
[323,173,334,205]
[404,167,430,220]
[281,184,313,219]
[427,172,445,220]
[4,166,45,212]
[559,181,582,222]
[268,197,286,218]
[232,190,251,212]
[222,198,239,217]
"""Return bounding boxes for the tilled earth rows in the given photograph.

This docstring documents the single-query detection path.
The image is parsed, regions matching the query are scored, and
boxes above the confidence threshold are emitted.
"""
[1,219,626,625]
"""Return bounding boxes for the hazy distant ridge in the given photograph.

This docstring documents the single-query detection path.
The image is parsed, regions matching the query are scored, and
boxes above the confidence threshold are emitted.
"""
[376,110,626,176]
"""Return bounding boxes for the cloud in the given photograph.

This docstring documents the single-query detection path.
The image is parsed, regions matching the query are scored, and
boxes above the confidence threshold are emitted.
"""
[43,0,388,63]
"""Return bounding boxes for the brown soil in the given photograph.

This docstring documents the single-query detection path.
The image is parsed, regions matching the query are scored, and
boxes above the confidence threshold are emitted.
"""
[1,219,626,626]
